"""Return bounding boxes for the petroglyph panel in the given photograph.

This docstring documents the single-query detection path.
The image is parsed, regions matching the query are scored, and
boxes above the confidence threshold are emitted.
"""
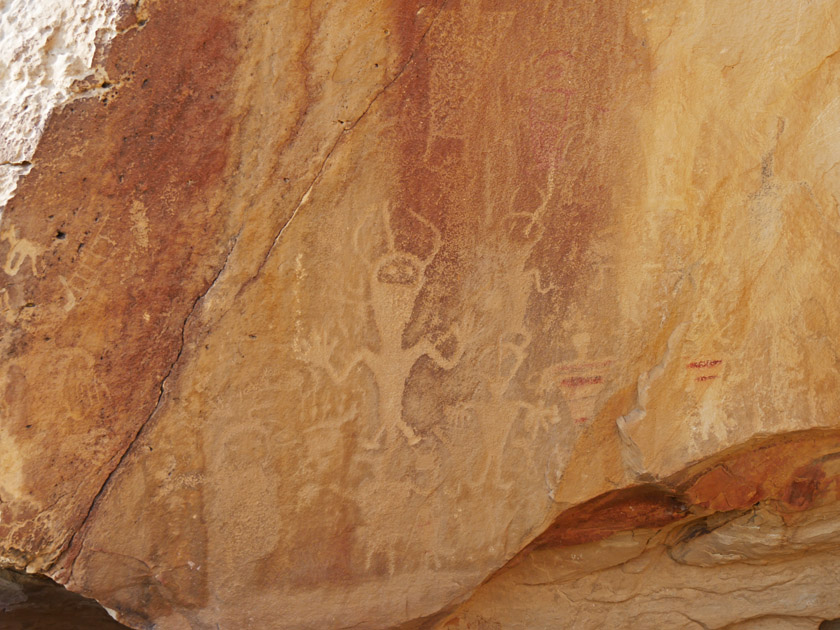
[3,0,840,629]
[59,2,648,627]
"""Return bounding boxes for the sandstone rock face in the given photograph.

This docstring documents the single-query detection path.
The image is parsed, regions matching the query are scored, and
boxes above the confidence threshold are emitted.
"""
[1,1,840,629]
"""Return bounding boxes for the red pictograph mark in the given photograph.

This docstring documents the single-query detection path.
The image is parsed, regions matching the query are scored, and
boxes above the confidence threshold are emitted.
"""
[687,359,723,369]
[555,354,610,425]
[687,359,723,384]
[561,375,603,387]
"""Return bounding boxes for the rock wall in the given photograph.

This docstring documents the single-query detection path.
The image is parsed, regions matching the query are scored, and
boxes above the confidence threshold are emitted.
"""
[1,1,840,629]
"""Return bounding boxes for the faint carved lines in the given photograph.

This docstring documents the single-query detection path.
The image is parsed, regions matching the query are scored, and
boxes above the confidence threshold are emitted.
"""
[494,331,530,397]
[557,366,611,426]
[9,347,112,430]
[300,330,374,381]
[61,217,114,310]
[129,200,150,249]
[457,331,565,494]
[441,401,478,432]
[502,161,559,295]
[59,348,111,416]
[529,50,578,172]
[0,409,25,502]
[1,226,43,276]
[291,252,307,357]
[58,276,76,311]
[0,289,14,323]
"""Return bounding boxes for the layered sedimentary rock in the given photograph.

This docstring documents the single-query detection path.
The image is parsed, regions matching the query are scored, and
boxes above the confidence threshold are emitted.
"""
[1,0,840,628]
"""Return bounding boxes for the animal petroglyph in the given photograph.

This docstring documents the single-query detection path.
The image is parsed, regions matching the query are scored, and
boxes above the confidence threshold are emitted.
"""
[1,226,43,277]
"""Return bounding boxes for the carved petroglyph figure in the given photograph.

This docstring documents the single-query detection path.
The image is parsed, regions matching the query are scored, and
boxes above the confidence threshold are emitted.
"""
[52,217,116,314]
[53,348,111,419]
[1,226,43,277]
[452,168,567,493]
[2,348,110,432]
[0,289,10,322]
[529,50,581,171]
[502,165,558,293]
[301,204,474,448]
[58,276,76,312]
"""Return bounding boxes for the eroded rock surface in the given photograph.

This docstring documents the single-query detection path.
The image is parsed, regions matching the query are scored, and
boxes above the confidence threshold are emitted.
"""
[0,0,123,207]
[1,0,840,628]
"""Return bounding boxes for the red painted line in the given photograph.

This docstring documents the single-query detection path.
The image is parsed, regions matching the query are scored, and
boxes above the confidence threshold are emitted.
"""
[695,375,718,382]
[687,359,723,369]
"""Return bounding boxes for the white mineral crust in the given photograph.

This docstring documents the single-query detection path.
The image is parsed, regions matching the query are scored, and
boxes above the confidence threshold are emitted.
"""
[0,0,122,211]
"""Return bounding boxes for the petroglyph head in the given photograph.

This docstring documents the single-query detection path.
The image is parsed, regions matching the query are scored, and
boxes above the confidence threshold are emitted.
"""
[376,253,421,286]
[505,213,544,246]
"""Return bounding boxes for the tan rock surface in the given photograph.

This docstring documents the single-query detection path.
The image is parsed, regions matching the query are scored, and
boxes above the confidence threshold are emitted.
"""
[1,0,840,628]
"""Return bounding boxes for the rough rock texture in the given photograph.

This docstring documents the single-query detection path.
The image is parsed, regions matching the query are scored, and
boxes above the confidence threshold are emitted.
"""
[1,0,840,628]
[0,0,122,207]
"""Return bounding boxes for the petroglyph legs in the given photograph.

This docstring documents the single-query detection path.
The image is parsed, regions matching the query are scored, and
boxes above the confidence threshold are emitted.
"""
[1,226,43,277]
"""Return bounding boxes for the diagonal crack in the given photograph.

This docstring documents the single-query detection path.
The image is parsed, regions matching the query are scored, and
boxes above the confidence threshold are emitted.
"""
[52,0,449,580]
[247,0,449,285]
[51,228,242,578]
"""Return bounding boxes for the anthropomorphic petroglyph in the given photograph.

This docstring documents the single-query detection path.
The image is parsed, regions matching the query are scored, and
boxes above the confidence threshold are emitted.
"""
[300,204,474,448]
[458,167,566,492]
